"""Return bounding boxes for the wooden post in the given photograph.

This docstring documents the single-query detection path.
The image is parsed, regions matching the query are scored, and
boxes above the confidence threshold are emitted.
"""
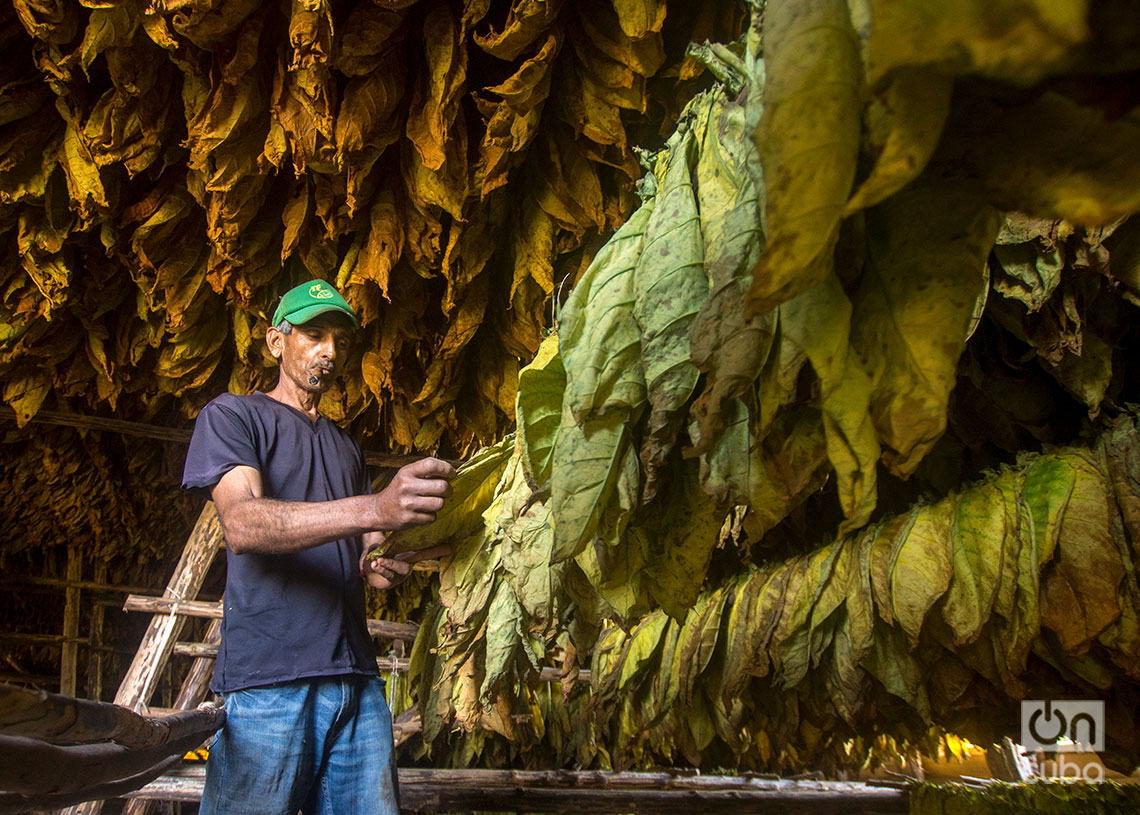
[65,503,223,815]
[60,549,82,697]
[88,563,107,701]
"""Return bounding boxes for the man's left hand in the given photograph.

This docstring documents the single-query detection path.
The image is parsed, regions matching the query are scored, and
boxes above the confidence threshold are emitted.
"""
[360,542,455,590]
[360,547,414,590]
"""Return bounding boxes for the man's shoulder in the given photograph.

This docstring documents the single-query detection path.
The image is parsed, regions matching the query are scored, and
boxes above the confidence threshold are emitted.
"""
[200,391,265,418]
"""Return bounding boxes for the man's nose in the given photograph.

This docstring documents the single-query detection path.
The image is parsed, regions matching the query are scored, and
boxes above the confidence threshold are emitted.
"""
[318,336,338,361]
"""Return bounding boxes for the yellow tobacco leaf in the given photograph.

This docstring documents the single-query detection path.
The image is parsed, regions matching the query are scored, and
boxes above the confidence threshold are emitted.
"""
[851,178,1002,476]
[843,69,953,217]
[780,273,880,533]
[477,30,562,196]
[2,368,50,426]
[865,0,1090,89]
[474,0,563,61]
[747,0,861,316]
[612,0,666,40]
[406,0,467,172]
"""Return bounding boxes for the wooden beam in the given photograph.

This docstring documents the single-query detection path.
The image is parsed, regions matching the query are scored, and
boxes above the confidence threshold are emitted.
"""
[0,575,155,595]
[169,644,591,683]
[0,406,457,469]
[124,766,911,813]
[124,595,420,641]
[60,550,82,697]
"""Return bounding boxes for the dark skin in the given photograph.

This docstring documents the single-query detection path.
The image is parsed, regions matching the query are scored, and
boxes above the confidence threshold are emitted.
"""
[210,312,456,590]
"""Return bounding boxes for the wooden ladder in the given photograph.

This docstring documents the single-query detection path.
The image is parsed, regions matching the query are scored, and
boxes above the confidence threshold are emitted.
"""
[65,502,225,815]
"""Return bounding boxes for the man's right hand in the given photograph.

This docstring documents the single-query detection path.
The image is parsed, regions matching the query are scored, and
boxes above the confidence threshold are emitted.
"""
[373,457,456,530]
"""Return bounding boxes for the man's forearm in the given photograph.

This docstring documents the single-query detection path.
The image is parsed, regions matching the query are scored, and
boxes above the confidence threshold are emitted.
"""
[219,494,381,555]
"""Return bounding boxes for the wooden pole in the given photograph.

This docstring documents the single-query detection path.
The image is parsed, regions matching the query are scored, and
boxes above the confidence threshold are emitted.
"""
[88,562,107,700]
[0,406,458,468]
[124,767,912,813]
[60,550,82,697]
[123,595,420,641]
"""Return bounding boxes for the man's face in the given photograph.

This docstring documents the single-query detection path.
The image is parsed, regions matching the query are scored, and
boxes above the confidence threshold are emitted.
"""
[268,313,354,394]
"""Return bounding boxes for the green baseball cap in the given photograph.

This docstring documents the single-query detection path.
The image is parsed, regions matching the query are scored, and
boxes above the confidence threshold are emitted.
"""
[272,280,359,328]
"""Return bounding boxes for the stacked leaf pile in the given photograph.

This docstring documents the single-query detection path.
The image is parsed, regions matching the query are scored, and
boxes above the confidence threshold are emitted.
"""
[0,0,742,452]
[378,0,1140,771]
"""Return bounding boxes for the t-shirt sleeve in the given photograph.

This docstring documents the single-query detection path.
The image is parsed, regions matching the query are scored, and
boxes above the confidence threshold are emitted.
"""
[182,398,260,491]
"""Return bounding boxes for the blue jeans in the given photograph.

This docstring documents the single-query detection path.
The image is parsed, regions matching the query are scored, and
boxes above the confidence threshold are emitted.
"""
[199,675,399,815]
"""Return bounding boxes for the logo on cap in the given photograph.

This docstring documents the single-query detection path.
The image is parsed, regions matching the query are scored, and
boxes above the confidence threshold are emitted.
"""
[309,283,334,300]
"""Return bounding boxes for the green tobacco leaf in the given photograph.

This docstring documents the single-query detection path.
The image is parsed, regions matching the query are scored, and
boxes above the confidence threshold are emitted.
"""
[381,435,514,555]
[551,406,636,563]
[994,453,1077,680]
[516,333,565,485]
[862,618,931,720]
[865,0,1090,88]
[698,397,750,506]
[747,0,861,316]
[618,613,669,692]
[439,526,503,626]
[851,178,1002,476]
[689,89,771,454]
[481,576,523,705]
[1040,453,1124,651]
[634,123,707,499]
[642,459,726,619]
[889,498,954,647]
[941,481,1009,645]
[843,69,953,216]
[781,273,880,532]
[559,202,652,422]
[744,408,829,542]
[770,542,840,689]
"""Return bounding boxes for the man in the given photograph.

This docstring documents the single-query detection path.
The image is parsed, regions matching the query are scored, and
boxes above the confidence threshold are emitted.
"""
[182,279,455,815]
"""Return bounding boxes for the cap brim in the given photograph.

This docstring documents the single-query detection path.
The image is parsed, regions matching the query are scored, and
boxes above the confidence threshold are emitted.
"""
[283,303,359,328]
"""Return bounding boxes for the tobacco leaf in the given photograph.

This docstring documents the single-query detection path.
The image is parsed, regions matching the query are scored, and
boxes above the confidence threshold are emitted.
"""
[781,273,880,533]
[633,123,706,500]
[843,69,953,216]
[515,334,564,485]
[746,0,861,316]
[382,436,514,556]
[865,0,1090,88]
[850,177,1002,476]
[559,201,651,421]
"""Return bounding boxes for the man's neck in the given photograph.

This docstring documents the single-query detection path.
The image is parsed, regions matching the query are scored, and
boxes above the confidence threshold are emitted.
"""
[265,378,320,421]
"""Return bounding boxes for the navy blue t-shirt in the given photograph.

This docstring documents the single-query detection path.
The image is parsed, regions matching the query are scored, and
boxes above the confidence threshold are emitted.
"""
[181,392,378,692]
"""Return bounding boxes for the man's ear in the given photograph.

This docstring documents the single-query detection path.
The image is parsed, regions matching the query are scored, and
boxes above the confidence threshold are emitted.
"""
[265,326,284,360]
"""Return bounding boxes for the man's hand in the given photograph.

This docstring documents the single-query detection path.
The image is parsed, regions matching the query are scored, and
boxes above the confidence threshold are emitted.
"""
[359,543,453,591]
[372,457,456,530]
